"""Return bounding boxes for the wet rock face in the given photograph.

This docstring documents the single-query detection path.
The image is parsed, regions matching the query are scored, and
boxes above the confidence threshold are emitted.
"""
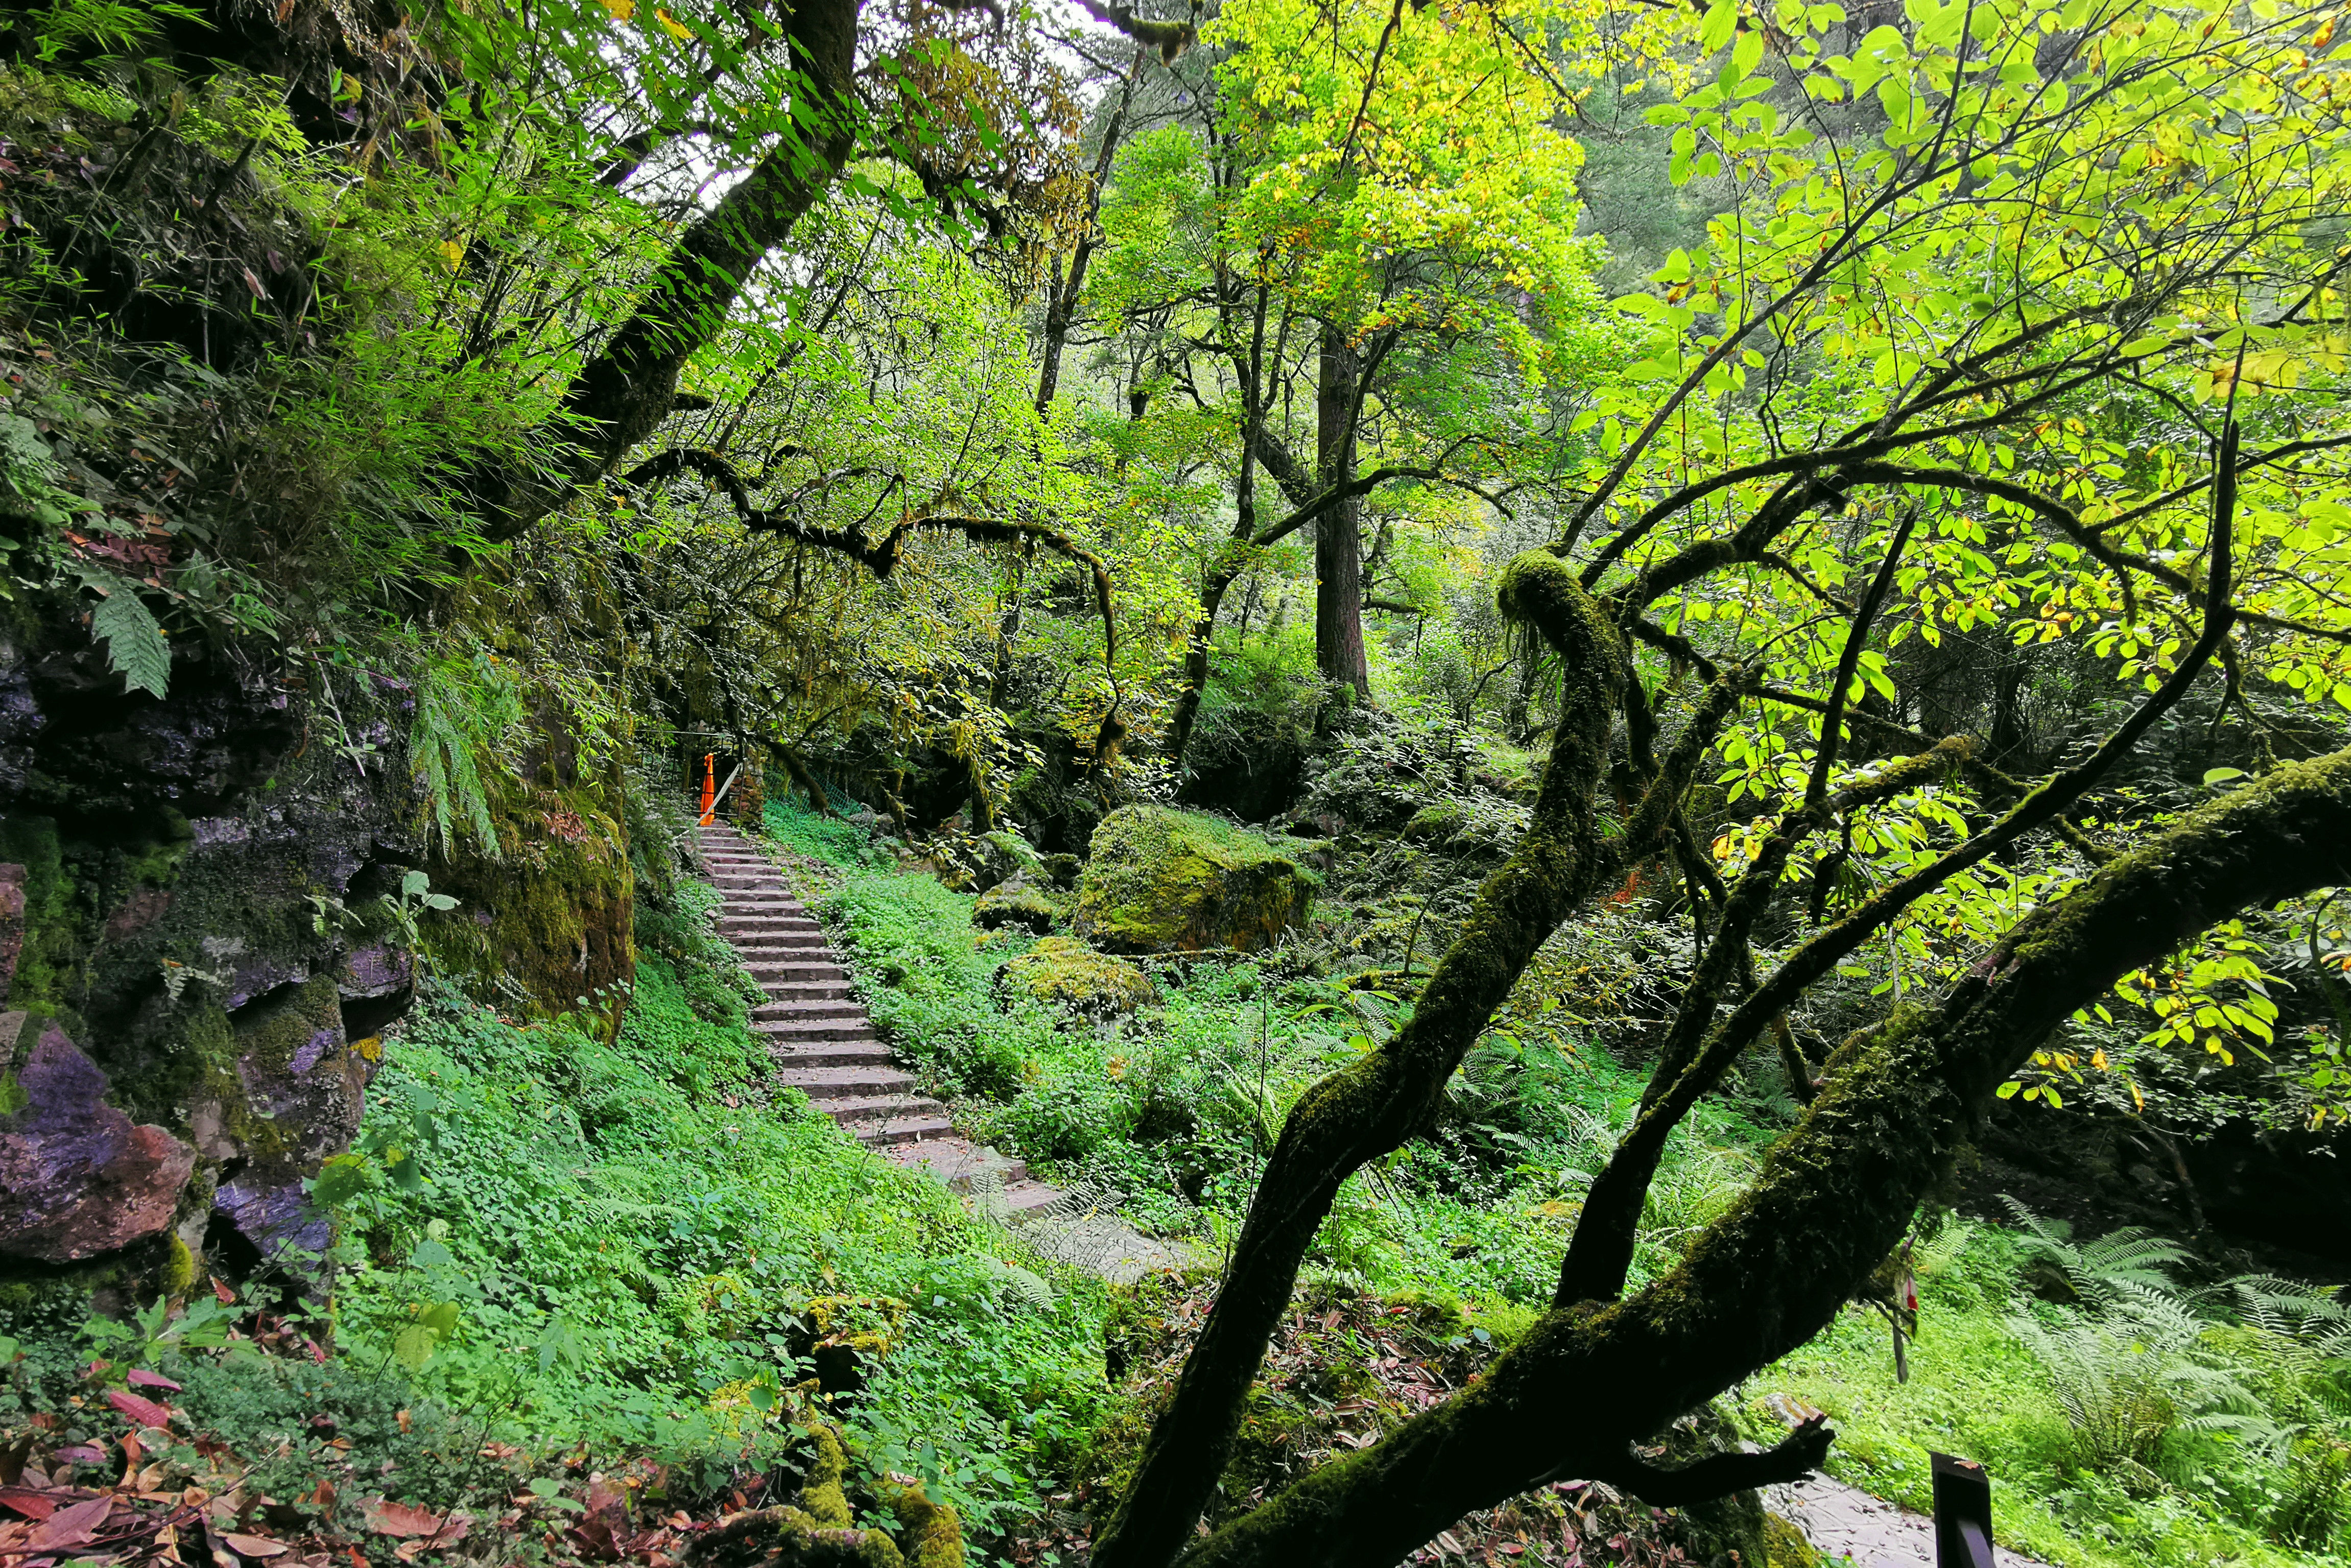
[0,1014,197,1263]
[1,608,419,1295]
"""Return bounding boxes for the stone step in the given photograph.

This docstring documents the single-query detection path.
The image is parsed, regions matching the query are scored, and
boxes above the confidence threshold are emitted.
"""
[728,929,828,947]
[745,959,846,980]
[887,1137,1030,1192]
[762,1017,881,1043]
[755,985,854,1008]
[854,1115,957,1149]
[776,1065,917,1099]
[819,1092,945,1124]
[733,940,831,959]
[1002,1182,1064,1214]
[753,999,863,1020]
[721,913,820,929]
[768,1039,896,1068]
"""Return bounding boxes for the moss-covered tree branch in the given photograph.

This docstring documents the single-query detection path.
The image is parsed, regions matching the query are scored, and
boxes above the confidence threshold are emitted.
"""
[1160,741,2351,1568]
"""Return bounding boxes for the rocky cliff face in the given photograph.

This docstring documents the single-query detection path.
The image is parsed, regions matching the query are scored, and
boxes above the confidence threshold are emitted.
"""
[0,607,419,1308]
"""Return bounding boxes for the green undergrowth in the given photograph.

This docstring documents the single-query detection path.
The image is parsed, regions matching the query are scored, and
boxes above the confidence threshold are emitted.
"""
[773,799,1785,1304]
[1746,1222,2349,1568]
[772,797,2351,1568]
[321,932,1114,1547]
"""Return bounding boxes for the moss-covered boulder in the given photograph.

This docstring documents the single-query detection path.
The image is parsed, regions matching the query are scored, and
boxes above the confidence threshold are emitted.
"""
[1073,806,1314,954]
[995,937,1157,1017]
[973,875,1058,934]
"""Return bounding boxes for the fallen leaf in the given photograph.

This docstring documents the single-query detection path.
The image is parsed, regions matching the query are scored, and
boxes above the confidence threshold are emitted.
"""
[106,1388,173,1429]
[27,1495,113,1550]
[362,1498,451,1539]
[50,1445,108,1464]
[223,1532,289,1558]
[0,1486,58,1519]
[128,1369,184,1393]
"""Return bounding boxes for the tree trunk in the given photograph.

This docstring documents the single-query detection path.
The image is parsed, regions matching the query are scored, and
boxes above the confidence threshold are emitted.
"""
[1035,49,1145,416]
[1093,556,1625,1568]
[1147,741,2351,1568]
[474,0,863,543]
[1314,325,1370,698]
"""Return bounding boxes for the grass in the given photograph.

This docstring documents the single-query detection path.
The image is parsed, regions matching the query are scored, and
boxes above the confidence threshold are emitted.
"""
[766,796,2351,1568]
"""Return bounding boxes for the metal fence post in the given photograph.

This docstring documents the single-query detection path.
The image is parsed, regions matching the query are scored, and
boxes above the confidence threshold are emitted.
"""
[1931,1452,1995,1568]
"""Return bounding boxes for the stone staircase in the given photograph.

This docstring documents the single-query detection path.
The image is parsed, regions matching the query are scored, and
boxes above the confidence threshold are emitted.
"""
[695,820,1067,1217]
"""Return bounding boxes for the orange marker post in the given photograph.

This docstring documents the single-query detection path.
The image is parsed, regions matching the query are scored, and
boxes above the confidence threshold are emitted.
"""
[699,752,717,825]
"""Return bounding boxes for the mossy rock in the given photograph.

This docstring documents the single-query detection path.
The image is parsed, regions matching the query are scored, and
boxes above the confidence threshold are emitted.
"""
[973,875,1057,934]
[682,1423,962,1568]
[1764,1512,1818,1568]
[421,769,636,1040]
[995,937,1157,1018]
[1073,806,1314,954]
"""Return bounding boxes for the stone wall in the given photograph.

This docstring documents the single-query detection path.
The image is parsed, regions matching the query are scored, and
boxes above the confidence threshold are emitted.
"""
[0,609,418,1307]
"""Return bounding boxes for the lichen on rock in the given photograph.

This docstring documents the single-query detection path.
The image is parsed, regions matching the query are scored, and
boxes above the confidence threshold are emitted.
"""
[995,937,1158,1018]
[1073,806,1314,954]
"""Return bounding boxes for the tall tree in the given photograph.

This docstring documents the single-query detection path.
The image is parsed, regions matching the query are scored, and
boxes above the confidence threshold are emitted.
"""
[1090,0,2351,1557]
[1315,325,1371,696]
[1088,0,1608,759]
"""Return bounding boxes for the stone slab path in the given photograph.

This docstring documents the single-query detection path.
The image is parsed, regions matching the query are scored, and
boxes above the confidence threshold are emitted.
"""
[1765,1476,2046,1568]
[696,820,1180,1284]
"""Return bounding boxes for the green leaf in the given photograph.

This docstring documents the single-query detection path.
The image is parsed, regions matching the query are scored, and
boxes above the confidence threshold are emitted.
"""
[93,589,170,699]
[1733,26,1765,78]
[1702,0,1739,53]
[308,1153,372,1208]
[410,1238,455,1268]
[392,1325,438,1370]
[2202,767,2247,785]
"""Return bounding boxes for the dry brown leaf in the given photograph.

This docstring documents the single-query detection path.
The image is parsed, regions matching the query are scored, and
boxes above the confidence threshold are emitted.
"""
[362,1498,449,1538]
[224,1531,290,1557]
[27,1494,113,1550]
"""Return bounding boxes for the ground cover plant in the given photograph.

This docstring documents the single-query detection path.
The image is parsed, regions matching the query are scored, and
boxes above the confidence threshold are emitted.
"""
[319,945,1118,1547]
[10,0,2351,1562]
[773,795,2351,1568]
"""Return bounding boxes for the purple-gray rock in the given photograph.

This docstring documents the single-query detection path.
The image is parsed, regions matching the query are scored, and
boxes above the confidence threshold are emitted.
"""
[0,1015,196,1262]
[0,863,23,998]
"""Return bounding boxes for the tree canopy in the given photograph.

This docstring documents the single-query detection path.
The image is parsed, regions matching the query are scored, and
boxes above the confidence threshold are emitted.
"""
[7,0,2351,1560]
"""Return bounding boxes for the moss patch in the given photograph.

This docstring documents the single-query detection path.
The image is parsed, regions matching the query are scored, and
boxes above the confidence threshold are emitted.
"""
[994,937,1158,1018]
[973,876,1058,934]
[421,770,636,1039]
[1073,806,1314,955]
